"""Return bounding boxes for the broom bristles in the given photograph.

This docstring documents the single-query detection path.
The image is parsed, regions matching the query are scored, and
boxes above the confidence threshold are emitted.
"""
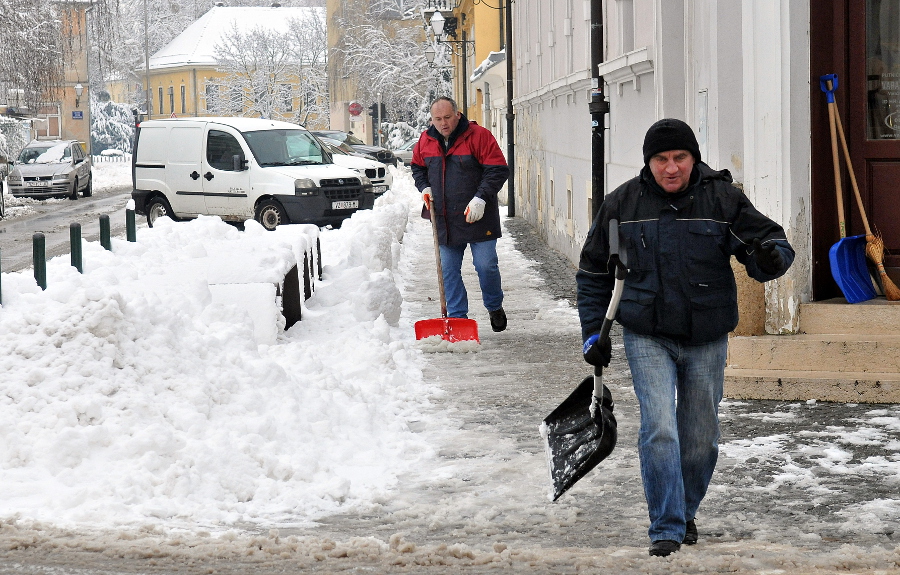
[865,232,900,301]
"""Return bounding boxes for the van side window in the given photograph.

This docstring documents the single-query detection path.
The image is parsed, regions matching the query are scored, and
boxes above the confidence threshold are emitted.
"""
[207,130,244,171]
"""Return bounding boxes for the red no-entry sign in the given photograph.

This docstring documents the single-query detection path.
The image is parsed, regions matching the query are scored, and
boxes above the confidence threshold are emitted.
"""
[348,101,363,116]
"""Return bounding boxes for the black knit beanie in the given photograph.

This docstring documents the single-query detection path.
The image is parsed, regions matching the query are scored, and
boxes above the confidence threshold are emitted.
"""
[642,118,701,165]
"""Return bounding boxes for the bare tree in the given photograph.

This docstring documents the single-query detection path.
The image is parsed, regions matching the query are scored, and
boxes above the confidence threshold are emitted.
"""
[208,10,329,126]
[0,0,65,111]
[331,0,449,129]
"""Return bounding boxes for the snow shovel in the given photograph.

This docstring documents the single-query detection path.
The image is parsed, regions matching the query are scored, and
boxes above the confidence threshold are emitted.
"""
[414,197,479,343]
[541,219,626,501]
[821,74,877,303]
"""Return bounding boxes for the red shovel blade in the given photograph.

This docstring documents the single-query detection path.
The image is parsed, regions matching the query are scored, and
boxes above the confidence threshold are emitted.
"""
[414,317,480,343]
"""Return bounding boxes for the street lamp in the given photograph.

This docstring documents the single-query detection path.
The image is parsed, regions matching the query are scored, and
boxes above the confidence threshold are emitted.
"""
[430,11,446,37]
[424,11,474,112]
[74,83,84,108]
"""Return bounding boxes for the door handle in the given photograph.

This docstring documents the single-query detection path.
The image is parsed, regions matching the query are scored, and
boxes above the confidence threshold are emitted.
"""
[190,171,200,180]
[204,172,214,181]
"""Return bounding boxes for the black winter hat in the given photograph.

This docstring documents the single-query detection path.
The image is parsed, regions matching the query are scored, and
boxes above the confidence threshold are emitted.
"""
[642,118,701,165]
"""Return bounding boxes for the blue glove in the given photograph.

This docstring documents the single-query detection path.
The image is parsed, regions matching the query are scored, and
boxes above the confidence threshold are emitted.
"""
[583,333,611,367]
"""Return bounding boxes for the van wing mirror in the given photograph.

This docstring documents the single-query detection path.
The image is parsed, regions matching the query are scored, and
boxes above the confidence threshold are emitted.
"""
[232,153,248,171]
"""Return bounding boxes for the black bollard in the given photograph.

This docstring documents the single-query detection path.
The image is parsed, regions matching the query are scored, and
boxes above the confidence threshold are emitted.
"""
[100,215,111,250]
[126,208,136,242]
[33,233,46,290]
[70,223,83,273]
[317,237,323,280]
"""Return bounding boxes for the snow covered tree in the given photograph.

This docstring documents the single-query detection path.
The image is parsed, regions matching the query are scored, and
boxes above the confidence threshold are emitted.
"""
[90,95,137,154]
[207,10,329,127]
[0,0,65,111]
[330,0,448,130]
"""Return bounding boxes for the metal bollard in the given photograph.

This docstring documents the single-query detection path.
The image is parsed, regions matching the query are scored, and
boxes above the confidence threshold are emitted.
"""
[126,208,136,242]
[317,237,323,280]
[33,233,46,290]
[0,247,3,305]
[100,215,111,250]
[70,223,83,273]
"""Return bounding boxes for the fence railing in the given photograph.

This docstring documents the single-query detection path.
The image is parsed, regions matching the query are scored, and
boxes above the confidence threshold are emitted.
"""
[91,154,132,163]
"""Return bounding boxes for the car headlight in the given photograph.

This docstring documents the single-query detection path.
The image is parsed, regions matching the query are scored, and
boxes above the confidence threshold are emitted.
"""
[295,178,318,196]
[52,174,69,181]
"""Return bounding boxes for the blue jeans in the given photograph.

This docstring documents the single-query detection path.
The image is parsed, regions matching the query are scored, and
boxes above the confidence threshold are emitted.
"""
[623,328,728,543]
[439,240,504,318]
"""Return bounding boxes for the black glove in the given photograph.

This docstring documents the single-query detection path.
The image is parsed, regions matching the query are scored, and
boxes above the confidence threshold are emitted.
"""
[753,238,784,275]
[583,333,611,367]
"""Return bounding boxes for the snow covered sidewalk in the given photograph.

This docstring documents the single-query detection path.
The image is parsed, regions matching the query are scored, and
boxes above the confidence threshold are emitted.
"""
[0,168,898,574]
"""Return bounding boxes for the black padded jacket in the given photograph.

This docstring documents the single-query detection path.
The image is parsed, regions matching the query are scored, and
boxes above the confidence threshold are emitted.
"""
[576,162,795,344]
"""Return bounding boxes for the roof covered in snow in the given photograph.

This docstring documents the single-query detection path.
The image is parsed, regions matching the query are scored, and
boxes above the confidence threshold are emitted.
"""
[150,6,324,70]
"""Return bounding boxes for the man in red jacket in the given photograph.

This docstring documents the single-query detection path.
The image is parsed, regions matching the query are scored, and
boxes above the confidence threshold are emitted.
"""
[411,97,511,332]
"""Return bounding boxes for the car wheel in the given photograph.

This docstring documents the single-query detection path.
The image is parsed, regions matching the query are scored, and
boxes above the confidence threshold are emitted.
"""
[255,199,289,231]
[82,174,92,197]
[69,178,78,200]
[146,196,175,228]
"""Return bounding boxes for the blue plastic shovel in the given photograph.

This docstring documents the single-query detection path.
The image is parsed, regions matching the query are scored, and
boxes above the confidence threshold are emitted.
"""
[821,74,876,303]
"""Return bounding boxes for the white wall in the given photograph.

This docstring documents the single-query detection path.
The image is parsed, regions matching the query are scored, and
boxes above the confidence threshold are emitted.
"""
[513,0,810,332]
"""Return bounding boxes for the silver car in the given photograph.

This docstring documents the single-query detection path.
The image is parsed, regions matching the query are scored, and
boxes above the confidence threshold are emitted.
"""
[8,140,93,200]
[392,139,418,166]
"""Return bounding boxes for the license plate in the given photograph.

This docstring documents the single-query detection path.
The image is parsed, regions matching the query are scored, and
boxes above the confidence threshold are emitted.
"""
[28,181,51,187]
[332,200,358,210]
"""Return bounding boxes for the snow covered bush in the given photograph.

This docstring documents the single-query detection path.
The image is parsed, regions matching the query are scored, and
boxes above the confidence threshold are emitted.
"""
[91,96,136,154]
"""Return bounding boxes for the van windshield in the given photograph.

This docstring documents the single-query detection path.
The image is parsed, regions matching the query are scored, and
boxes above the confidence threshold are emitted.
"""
[242,129,331,167]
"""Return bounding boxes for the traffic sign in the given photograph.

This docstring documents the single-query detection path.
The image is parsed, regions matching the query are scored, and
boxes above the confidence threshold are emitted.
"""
[348,101,363,116]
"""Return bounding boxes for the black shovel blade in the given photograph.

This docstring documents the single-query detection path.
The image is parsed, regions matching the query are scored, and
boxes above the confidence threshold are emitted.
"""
[541,375,617,501]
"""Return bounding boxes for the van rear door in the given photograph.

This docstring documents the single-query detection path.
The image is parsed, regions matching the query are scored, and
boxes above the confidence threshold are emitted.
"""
[166,125,206,216]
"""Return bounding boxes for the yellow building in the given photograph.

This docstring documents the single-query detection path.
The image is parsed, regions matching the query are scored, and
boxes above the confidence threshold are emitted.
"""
[120,6,324,122]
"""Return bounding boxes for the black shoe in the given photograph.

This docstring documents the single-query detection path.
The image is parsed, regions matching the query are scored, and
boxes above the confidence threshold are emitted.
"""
[648,540,681,557]
[489,307,507,332]
[683,519,698,545]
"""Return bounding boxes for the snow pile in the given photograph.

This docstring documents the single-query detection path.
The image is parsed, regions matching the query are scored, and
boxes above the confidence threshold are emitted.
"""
[0,175,440,529]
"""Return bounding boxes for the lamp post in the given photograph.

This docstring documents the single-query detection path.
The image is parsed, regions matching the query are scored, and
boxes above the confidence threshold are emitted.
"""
[426,11,474,113]
[74,83,84,108]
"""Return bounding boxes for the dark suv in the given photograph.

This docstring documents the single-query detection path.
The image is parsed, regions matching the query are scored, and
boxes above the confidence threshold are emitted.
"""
[310,130,399,167]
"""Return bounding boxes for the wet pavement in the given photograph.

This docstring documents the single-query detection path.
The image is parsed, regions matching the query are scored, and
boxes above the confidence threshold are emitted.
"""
[0,213,897,574]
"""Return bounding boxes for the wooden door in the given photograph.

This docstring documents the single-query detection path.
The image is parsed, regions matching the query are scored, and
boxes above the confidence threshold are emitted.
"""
[848,1,900,278]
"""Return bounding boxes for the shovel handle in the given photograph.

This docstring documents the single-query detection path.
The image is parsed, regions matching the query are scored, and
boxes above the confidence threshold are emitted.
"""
[594,219,627,398]
[429,197,448,319]
[830,88,873,236]
[820,74,838,103]
[824,77,847,238]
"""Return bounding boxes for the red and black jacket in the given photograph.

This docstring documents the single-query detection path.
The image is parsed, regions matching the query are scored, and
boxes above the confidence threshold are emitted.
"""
[411,115,509,246]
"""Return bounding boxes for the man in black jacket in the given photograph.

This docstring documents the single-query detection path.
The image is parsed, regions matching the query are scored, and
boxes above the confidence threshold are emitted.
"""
[576,119,794,557]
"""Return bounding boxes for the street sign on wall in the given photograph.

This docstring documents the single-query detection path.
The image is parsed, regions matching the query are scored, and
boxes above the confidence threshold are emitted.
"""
[72,111,83,120]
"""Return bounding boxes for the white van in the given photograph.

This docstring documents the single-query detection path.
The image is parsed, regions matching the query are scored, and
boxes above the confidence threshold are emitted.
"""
[131,117,373,230]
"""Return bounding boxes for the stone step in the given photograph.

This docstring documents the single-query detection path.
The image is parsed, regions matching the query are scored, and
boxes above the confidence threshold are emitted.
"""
[800,298,900,335]
[725,368,900,403]
[727,334,900,373]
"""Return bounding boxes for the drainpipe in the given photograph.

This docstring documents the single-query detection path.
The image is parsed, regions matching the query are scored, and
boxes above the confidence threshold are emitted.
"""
[589,0,608,220]
[505,0,515,217]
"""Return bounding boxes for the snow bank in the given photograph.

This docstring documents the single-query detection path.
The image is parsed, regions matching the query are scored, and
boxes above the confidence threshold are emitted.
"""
[0,174,438,530]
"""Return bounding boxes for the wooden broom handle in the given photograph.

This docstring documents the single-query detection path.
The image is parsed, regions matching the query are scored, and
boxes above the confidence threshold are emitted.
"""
[826,86,846,239]
[832,93,873,236]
